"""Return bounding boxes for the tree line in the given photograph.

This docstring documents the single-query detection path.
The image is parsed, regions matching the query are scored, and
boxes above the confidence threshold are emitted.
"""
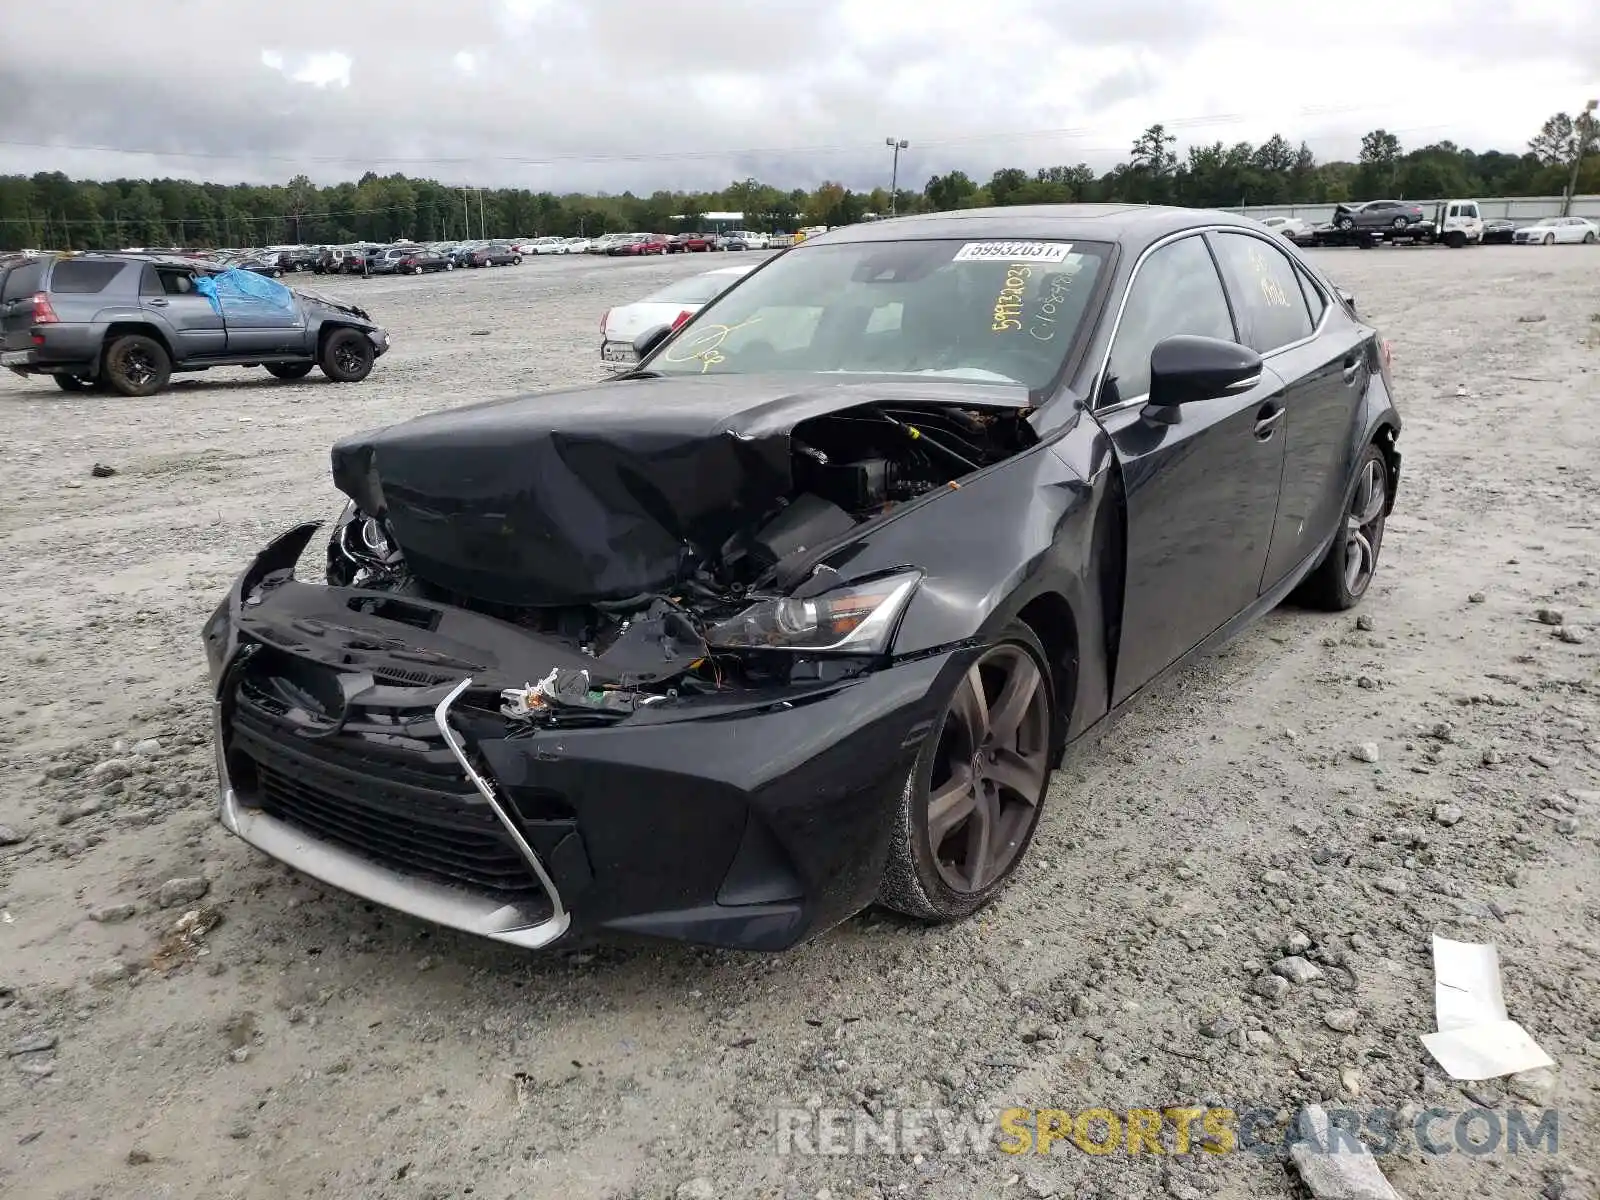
[1,113,1595,252]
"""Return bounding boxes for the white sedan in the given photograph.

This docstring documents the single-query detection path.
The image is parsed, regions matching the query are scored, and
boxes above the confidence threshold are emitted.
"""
[599,263,755,369]
[1259,216,1312,242]
[1512,216,1598,245]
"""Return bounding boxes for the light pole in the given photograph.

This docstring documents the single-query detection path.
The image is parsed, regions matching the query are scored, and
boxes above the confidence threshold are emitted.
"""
[1563,98,1598,217]
[885,137,908,216]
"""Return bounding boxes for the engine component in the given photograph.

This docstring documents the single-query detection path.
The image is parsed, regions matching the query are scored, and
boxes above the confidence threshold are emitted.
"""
[795,456,890,512]
[748,494,856,571]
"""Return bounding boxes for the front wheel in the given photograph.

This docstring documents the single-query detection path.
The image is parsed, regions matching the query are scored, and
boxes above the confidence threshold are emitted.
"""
[1391,217,1408,230]
[1336,217,1355,230]
[1585,232,1597,244]
[513,256,522,265]
[319,328,375,383]
[1295,443,1389,611]
[102,334,171,397]
[1544,233,1555,245]
[877,624,1055,922]
[265,362,314,380]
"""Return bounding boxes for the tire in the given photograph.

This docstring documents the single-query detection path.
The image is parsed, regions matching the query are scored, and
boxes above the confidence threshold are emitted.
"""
[1391,217,1407,230]
[877,622,1056,922]
[264,362,314,380]
[53,374,93,392]
[1586,232,1597,244]
[1445,232,1465,248]
[101,334,171,397]
[319,328,375,383]
[1544,234,1554,246]
[1295,442,1389,611]
[513,256,522,265]
[1336,217,1354,230]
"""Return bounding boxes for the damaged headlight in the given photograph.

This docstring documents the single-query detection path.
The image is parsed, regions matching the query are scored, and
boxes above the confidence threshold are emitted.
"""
[706,570,922,654]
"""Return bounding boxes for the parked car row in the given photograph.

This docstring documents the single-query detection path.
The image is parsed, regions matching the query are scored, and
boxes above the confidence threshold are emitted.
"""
[1258,203,1597,250]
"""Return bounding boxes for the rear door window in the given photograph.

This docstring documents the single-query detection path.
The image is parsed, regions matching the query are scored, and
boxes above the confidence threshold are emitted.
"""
[1208,231,1314,354]
[49,259,127,293]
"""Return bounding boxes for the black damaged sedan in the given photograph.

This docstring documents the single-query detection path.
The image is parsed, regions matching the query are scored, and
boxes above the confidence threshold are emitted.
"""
[204,206,1401,952]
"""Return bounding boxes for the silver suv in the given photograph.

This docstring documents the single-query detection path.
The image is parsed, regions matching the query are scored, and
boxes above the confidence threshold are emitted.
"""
[1,254,390,395]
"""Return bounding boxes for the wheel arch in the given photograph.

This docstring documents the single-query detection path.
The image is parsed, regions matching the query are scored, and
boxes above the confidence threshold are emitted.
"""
[101,321,172,368]
[316,321,366,356]
[1014,591,1079,763]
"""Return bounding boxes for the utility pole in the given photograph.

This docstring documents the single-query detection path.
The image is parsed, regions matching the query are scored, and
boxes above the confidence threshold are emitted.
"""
[1563,98,1598,217]
[462,187,470,238]
[479,189,487,239]
[884,138,909,216]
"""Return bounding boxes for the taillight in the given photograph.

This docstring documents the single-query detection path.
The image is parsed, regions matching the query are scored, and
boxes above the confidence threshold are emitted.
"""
[31,292,59,324]
[670,309,693,330]
[1380,339,1392,370]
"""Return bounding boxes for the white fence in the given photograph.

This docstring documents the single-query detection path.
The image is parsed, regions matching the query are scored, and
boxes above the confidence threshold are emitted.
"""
[1221,194,1600,225]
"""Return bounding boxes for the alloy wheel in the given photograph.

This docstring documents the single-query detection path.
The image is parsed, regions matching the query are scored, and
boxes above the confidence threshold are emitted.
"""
[1343,456,1386,597]
[926,644,1051,893]
[333,342,365,375]
[121,347,155,388]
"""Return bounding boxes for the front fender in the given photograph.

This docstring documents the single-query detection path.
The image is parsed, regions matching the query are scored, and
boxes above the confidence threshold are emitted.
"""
[828,413,1117,739]
[1355,363,1402,512]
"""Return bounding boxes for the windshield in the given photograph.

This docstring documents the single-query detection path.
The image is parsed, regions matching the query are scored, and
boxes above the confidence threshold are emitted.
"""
[645,272,746,305]
[647,237,1110,391]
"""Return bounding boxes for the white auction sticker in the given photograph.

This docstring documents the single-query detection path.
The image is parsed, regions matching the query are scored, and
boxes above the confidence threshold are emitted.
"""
[953,241,1072,263]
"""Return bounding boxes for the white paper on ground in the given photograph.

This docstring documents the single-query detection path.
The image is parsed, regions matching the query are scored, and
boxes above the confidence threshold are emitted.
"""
[1432,935,1508,1031]
[1421,1020,1555,1081]
[1422,935,1554,1080]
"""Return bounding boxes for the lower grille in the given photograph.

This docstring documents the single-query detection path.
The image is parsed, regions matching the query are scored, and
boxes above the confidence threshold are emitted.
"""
[229,705,547,905]
[252,764,542,901]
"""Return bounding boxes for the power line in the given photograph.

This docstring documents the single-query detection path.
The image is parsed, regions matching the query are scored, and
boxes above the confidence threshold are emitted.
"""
[0,106,1450,169]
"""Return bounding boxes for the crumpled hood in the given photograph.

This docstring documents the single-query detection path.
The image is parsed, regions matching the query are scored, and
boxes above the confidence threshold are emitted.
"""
[329,373,1029,607]
[292,287,374,323]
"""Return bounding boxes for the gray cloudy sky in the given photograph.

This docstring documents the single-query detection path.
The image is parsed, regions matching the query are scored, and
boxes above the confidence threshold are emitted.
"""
[0,0,1594,192]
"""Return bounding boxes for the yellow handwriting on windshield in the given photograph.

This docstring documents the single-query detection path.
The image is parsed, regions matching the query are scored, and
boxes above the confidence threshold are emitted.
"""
[663,316,764,373]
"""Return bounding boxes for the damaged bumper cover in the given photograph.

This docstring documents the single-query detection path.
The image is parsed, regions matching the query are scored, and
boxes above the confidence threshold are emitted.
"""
[205,523,966,951]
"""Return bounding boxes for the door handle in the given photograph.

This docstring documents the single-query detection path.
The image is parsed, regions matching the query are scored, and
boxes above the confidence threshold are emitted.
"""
[1254,402,1285,440]
[147,298,169,306]
[1342,354,1362,385]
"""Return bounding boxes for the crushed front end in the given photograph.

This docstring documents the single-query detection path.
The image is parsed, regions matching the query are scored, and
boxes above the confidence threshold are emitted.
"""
[204,380,1033,950]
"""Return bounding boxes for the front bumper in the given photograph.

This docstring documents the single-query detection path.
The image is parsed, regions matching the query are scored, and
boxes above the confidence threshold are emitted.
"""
[206,525,961,952]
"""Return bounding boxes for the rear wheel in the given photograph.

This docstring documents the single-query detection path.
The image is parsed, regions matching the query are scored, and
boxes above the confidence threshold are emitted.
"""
[319,328,374,383]
[1336,216,1355,230]
[264,362,314,380]
[1391,216,1408,230]
[878,623,1055,922]
[102,334,171,397]
[1295,443,1389,611]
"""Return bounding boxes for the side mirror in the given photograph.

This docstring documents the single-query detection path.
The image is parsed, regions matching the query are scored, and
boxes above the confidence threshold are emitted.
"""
[1144,335,1263,419]
[633,324,672,360]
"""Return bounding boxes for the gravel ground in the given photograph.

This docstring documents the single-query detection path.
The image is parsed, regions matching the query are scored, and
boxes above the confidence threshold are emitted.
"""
[1,246,1596,1200]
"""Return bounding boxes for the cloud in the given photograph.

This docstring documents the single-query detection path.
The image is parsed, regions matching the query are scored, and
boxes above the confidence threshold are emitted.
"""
[0,0,1594,192]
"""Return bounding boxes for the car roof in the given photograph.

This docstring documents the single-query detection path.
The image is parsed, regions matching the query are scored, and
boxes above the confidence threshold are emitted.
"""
[797,204,1271,253]
[53,252,219,273]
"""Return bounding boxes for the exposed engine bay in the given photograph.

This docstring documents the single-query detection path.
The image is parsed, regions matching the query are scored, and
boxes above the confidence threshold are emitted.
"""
[318,396,1034,724]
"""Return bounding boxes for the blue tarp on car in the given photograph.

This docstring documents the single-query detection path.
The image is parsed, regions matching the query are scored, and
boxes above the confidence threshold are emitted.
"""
[192,267,298,319]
